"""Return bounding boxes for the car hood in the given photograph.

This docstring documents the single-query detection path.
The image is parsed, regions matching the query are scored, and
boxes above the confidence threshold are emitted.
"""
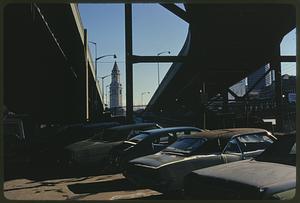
[191,159,296,189]
[115,141,137,152]
[65,139,123,152]
[129,152,187,168]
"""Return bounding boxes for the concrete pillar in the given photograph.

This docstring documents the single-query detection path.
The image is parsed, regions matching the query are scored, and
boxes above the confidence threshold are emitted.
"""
[84,29,89,121]
[201,82,206,129]
[125,4,133,123]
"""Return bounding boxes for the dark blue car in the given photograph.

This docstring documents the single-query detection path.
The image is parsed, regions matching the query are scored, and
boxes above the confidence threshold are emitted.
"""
[109,127,203,170]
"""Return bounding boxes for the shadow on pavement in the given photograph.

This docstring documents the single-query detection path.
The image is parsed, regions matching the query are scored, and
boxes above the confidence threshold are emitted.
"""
[133,193,184,200]
[108,191,185,200]
[68,178,145,194]
[4,163,115,182]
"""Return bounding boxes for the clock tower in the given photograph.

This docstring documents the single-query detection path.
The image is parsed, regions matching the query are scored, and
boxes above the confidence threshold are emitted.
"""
[109,61,122,108]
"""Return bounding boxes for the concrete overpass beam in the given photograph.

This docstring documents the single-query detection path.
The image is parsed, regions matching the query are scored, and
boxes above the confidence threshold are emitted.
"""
[131,55,186,63]
[125,4,133,123]
[84,29,89,122]
[160,3,189,23]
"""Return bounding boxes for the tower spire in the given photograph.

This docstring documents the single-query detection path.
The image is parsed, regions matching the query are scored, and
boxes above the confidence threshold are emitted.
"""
[110,61,122,112]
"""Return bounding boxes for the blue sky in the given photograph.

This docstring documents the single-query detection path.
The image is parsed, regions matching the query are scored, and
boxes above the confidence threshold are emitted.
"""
[281,29,296,76]
[79,3,188,106]
[78,3,296,106]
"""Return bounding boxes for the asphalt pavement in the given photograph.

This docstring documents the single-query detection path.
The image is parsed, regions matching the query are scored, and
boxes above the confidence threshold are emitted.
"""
[3,165,181,200]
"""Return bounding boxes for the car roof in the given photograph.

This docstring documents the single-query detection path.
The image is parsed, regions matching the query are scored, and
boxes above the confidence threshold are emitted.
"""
[182,128,268,139]
[108,123,158,131]
[61,122,119,130]
[141,126,201,134]
[82,122,119,128]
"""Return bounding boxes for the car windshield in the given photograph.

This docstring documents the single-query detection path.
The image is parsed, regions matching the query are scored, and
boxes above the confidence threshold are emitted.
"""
[163,137,207,155]
[129,133,151,143]
[91,128,130,142]
[103,129,131,142]
[91,130,105,140]
[255,135,296,166]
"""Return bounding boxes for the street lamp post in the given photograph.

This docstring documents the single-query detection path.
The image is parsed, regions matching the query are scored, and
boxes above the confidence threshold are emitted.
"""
[157,51,171,86]
[88,41,97,76]
[106,84,110,107]
[100,74,111,100]
[94,54,116,102]
[141,91,150,107]
[88,41,117,105]
[88,41,117,82]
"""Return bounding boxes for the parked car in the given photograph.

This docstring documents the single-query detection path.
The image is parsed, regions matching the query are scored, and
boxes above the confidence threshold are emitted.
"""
[109,127,203,170]
[124,128,276,193]
[31,122,120,164]
[55,122,121,145]
[184,132,296,200]
[63,123,161,167]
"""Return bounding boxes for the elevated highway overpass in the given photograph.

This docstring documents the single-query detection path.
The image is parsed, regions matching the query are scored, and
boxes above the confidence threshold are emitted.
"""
[3,3,296,130]
[141,4,296,130]
[4,3,105,124]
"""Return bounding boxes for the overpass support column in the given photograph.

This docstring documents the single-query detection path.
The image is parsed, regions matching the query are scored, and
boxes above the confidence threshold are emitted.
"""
[201,82,207,129]
[125,4,133,123]
[84,29,89,122]
[271,45,282,132]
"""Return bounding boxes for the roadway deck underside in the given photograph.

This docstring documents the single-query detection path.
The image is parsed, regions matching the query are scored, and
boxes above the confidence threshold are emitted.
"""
[147,4,295,116]
[4,4,103,123]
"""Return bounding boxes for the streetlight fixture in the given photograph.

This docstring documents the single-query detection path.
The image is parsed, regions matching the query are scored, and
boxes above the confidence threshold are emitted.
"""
[141,91,151,107]
[88,41,97,73]
[96,54,117,80]
[157,51,171,86]
[88,41,117,104]
[88,41,117,82]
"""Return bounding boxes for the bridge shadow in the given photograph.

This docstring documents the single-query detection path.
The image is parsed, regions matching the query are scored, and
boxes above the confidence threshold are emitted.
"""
[132,193,184,200]
[4,163,116,182]
[67,178,145,194]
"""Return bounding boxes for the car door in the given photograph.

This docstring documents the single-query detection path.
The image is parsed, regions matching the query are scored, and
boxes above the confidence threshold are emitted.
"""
[236,133,274,159]
[189,138,225,170]
[221,138,243,163]
[152,133,172,152]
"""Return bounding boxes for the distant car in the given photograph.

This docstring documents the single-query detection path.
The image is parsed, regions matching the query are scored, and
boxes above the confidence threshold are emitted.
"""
[55,122,121,145]
[31,122,120,164]
[124,128,276,193]
[63,123,161,167]
[109,127,203,170]
[184,133,296,200]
